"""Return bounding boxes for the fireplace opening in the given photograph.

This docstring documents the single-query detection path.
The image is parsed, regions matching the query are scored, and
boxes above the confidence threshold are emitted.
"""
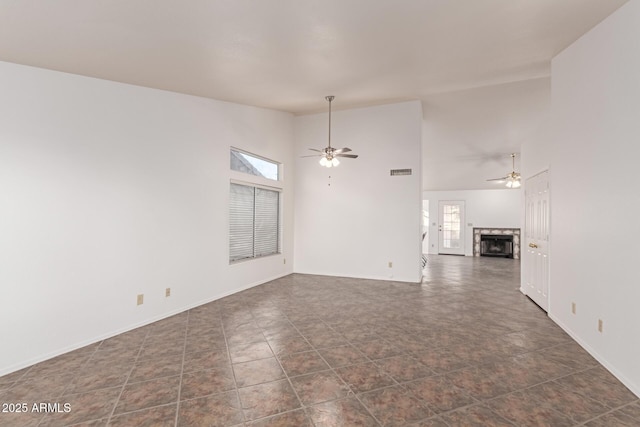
[480,234,514,258]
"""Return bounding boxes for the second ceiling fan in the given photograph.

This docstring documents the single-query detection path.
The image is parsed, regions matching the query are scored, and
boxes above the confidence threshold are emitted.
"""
[487,153,521,188]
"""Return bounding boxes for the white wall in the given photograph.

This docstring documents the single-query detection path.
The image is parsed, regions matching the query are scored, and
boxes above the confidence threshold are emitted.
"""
[423,189,522,255]
[548,0,640,396]
[0,61,294,375]
[294,101,423,283]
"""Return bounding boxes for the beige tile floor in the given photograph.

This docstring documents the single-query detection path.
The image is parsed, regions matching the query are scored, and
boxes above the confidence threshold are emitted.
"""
[0,255,638,426]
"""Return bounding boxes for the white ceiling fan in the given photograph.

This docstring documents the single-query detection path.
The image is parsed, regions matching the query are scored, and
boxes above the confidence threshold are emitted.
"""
[487,153,521,188]
[302,96,358,168]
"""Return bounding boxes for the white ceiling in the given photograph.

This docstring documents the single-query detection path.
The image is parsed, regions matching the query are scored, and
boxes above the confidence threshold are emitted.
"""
[0,0,627,114]
[0,0,628,189]
[422,77,550,190]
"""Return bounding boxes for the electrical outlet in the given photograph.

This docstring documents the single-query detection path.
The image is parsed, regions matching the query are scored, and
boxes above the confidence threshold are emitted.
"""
[165,288,171,297]
[137,294,144,305]
[571,302,576,314]
[598,319,603,333]
[283,258,286,264]
[388,261,393,268]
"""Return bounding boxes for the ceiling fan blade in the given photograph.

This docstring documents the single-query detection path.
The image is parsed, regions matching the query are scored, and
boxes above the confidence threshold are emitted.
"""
[308,148,323,152]
[301,154,323,158]
[487,177,508,182]
[335,154,358,158]
[333,147,352,154]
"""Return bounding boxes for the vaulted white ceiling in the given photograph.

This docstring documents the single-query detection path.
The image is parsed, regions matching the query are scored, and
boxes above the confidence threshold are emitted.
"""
[0,0,628,189]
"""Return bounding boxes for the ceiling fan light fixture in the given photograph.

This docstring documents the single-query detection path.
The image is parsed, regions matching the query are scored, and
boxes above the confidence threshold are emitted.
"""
[319,156,339,168]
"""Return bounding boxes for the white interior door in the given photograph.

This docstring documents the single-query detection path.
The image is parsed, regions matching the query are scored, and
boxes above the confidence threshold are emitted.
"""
[439,201,465,255]
[524,171,550,311]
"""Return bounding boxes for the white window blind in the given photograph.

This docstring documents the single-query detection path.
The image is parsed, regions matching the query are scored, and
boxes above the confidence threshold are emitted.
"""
[229,183,255,261]
[254,188,279,256]
[229,183,280,262]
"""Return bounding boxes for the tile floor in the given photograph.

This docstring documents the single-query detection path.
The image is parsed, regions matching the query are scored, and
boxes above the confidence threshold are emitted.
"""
[0,255,638,426]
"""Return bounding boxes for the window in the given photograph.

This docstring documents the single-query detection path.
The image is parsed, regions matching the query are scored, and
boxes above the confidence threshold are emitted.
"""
[229,148,282,262]
[230,148,279,181]
[229,183,280,262]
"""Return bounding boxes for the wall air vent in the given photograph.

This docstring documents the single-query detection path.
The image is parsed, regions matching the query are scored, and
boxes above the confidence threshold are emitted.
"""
[390,168,412,176]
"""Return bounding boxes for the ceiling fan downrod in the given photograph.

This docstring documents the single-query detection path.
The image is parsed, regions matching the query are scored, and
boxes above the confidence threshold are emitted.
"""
[326,95,334,150]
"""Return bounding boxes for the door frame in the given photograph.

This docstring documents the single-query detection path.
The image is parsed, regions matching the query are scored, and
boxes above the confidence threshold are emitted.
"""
[523,170,550,311]
[438,200,466,255]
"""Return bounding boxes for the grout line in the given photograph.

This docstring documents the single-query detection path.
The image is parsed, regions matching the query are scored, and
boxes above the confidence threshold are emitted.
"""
[282,310,384,426]
[57,340,104,397]
[220,304,248,425]
[105,327,151,424]
[250,304,311,424]
[173,311,190,427]
[577,400,640,425]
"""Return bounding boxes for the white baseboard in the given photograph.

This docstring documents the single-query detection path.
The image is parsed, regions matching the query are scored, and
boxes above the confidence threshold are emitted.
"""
[549,313,640,398]
[292,270,421,284]
[0,272,291,377]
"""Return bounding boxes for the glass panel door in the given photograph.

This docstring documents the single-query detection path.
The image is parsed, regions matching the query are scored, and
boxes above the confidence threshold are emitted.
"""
[438,201,465,255]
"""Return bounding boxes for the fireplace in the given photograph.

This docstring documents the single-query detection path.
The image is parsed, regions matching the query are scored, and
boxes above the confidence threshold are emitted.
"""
[480,234,513,258]
[473,228,520,259]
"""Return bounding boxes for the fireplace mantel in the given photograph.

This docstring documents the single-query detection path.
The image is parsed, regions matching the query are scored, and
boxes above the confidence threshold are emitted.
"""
[473,228,521,259]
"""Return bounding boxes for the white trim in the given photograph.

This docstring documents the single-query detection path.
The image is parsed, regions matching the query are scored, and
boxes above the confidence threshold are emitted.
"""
[229,178,282,192]
[230,146,281,181]
[230,146,280,168]
[293,270,422,284]
[549,313,640,398]
[0,272,291,377]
